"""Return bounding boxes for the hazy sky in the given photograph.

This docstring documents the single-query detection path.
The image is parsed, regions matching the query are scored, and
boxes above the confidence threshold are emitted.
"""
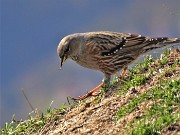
[1,0,179,127]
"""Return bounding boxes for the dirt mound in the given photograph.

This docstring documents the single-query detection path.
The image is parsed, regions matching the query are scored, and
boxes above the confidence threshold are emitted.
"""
[37,49,180,135]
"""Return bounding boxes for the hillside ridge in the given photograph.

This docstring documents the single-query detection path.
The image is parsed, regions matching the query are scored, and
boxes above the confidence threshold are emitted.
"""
[1,49,180,135]
[39,49,180,135]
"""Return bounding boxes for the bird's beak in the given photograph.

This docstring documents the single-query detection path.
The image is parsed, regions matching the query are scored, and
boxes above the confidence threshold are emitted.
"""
[60,55,67,68]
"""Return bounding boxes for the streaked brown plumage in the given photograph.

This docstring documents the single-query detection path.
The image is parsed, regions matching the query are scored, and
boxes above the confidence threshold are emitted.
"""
[57,31,180,100]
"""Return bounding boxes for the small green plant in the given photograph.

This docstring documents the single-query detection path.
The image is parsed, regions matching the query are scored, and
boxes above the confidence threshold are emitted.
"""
[0,102,67,135]
[163,48,171,56]
[126,79,180,135]
[129,55,154,74]
[132,74,146,86]
[121,74,147,88]
[160,56,168,65]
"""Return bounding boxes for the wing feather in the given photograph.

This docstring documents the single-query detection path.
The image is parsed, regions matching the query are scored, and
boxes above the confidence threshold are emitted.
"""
[84,31,148,56]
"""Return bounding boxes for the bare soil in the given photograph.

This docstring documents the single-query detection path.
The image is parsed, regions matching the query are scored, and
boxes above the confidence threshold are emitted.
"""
[36,49,180,135]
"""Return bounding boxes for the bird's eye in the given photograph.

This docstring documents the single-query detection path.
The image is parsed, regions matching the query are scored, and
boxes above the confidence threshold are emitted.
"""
[64,46,70,54]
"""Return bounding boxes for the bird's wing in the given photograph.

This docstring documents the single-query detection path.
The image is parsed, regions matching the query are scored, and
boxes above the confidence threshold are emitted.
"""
[85,32,149,56]
[85,31,173,57]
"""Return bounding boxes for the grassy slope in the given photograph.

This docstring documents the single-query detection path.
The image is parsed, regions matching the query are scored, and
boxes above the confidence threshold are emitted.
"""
[1,49,180,135]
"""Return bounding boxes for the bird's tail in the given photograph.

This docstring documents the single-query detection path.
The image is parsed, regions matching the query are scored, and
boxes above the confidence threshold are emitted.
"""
[162,37,180,45]
[142,37,180,53]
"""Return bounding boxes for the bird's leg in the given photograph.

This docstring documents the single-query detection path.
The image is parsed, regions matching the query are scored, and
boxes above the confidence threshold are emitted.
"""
[72,83,104,100]
[72,74,111,100]
[120,66,128,77]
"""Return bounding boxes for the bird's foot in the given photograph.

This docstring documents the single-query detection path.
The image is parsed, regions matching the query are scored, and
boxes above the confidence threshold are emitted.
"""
[120,66,128,77]
[72,83,103,100]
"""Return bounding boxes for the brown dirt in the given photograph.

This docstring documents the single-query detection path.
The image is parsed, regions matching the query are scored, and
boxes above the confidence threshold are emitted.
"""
[161,121,180,135]
[36,49,180,135]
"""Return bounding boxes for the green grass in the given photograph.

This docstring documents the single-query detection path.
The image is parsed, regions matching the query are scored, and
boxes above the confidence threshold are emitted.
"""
[115,55,154,96]
[114,48,180,134]
[116,79,179,121]
[0,103,66,135]
[128,79,180,135]
[1,48,179,135]
[129,55,154,74]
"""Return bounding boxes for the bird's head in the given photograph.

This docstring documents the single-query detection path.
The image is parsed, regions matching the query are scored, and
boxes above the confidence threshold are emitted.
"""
[57,34,82,68]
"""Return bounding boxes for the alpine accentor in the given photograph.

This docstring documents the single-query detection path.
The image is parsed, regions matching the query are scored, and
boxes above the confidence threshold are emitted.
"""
[57,31,180,100]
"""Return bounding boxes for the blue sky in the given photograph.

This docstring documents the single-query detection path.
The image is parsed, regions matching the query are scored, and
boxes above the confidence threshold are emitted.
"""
[1,0,179,126]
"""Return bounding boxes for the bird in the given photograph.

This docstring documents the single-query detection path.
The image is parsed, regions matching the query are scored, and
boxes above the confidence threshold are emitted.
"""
[57,31,180,100]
